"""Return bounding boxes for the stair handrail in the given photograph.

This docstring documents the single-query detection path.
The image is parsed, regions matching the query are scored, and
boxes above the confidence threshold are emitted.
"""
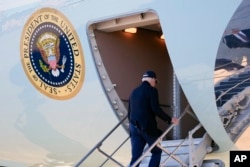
[99,136,130,166]
[76,104,196,167]
[131,105,190,167]
[74,115,128,167]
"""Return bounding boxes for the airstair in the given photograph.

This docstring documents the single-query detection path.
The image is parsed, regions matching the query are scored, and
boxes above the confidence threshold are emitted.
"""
[75,106,223,167]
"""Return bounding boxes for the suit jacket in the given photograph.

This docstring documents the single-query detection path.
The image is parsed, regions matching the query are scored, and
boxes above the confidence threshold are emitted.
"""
[128,81,171,136]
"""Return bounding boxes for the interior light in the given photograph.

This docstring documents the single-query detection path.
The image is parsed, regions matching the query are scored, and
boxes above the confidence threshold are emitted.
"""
[124,28,137,33]
[160,34,164,40]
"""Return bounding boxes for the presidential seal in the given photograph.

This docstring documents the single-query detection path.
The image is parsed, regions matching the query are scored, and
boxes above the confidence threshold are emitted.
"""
[20,8,85,100]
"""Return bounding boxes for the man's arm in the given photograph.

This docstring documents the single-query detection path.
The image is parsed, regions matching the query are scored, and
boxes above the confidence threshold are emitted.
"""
[150,88,172,124]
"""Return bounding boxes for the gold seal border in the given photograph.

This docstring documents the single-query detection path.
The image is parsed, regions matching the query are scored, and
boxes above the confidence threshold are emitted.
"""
[20,8,85,100]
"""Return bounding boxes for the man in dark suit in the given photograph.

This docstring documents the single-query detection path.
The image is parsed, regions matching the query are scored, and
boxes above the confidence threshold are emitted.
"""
[128,70,178,167]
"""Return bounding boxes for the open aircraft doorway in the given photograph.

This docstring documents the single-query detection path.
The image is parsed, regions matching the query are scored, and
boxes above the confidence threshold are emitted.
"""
[87,11,204,140]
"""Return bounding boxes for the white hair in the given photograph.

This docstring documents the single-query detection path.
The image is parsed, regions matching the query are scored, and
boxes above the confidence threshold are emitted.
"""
[142,77,152,82]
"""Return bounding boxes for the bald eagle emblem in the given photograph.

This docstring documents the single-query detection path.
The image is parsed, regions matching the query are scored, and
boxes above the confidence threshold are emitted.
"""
[36,32,67,77]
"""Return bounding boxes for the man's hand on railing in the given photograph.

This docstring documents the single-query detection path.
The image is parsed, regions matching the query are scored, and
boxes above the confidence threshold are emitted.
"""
[171,117,179,125]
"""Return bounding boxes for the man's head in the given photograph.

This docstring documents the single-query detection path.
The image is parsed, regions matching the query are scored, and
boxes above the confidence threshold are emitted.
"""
[142,70,158,87]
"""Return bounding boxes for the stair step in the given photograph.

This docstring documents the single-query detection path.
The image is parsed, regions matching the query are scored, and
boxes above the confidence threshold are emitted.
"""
[139,138,203,167]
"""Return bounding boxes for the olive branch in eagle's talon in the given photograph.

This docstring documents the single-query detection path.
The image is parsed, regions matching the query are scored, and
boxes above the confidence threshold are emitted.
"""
[39,59,50,73]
